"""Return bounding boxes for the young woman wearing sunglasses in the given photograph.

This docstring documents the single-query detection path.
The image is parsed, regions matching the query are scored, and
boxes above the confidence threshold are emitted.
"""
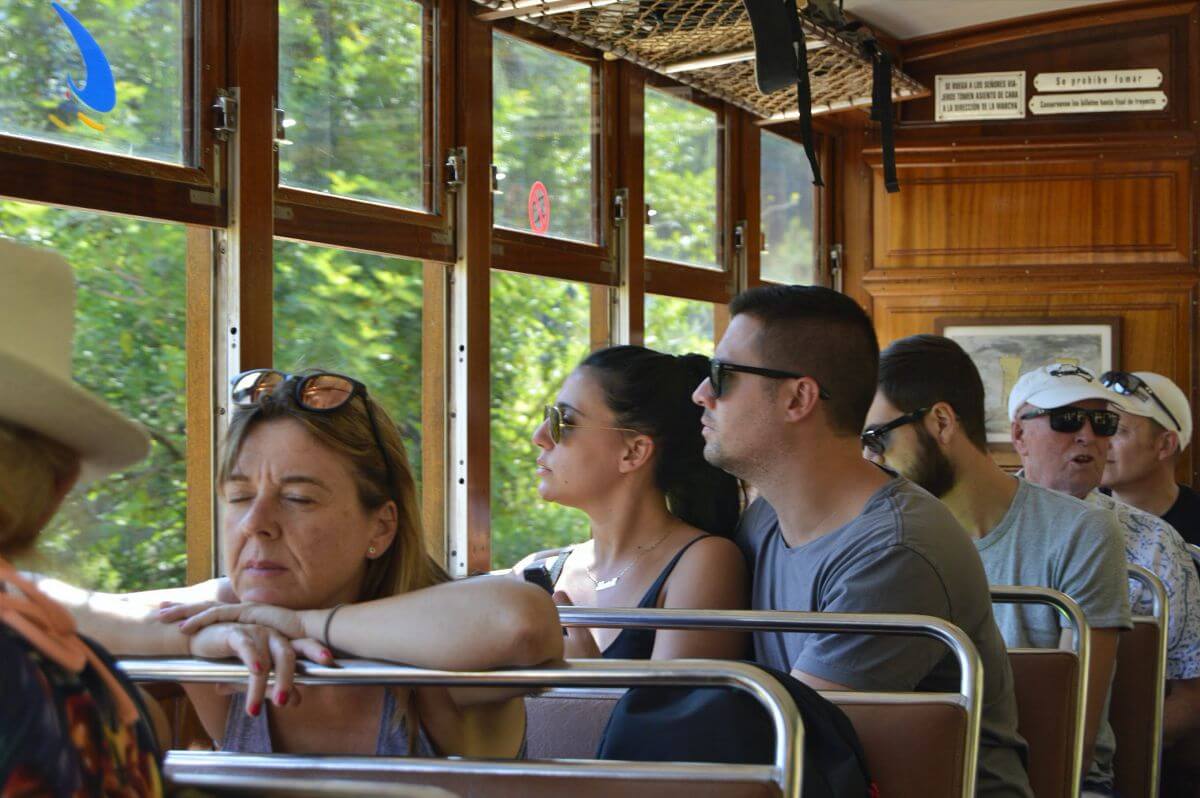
[39,369,563,759]
[517,345,748,661]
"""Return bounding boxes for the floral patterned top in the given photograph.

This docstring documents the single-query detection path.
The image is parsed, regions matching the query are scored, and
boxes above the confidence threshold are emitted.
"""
[1087,489,1200,680]
[0,623,163,797]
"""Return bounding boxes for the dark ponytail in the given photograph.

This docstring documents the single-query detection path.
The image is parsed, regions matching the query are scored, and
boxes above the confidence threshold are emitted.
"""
[580,345,740,538]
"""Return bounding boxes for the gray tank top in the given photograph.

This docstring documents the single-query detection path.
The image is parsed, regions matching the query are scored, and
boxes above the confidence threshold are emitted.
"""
[221,688,437,756]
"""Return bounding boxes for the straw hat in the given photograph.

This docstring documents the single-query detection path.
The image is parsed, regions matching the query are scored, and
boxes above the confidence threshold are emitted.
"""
[0,239,149,482]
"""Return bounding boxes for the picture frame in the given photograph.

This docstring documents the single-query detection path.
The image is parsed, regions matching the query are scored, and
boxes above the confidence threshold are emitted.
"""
[935,317,1121,446]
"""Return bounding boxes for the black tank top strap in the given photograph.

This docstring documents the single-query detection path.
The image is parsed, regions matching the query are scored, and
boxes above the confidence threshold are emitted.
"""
[547,547,574,587]
[603,535,711,661]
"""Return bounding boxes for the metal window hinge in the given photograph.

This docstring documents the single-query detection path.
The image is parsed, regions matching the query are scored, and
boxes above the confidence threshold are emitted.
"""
[732,221,746,252]
[213,90,237,141]
[445,150,464,191]
[613,190,627,222]
[829,243,844,293]
[274,108,292,148]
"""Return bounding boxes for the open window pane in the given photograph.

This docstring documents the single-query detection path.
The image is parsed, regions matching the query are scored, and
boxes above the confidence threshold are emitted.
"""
[645,294,714,356]
[492,33,595,243]
[491,271,591,568]
[273,240,424,483]
[644,87,718,269]
[2,199,187,590]
[0,0,185,163]
[760,131,816,285]
[279,0,426,210]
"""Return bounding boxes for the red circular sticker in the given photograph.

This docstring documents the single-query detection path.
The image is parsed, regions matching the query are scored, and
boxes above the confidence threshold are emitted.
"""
[528,181,551,235]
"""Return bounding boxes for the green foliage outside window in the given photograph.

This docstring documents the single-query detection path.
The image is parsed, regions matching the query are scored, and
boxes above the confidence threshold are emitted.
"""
[2,199,188,591]
[0,0,183,162]
[645,294,714,357]
[760,131,816,285]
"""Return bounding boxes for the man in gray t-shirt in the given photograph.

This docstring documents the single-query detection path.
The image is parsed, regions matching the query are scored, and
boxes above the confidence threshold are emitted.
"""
[695,287,1032,798]
[864,336,1131,794]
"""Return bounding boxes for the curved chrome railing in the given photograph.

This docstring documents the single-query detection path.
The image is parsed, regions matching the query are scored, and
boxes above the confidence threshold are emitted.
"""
[556,606,983,798]
[1126,564,1169,798]
[990,585,1090,798]
[120,657,804,798]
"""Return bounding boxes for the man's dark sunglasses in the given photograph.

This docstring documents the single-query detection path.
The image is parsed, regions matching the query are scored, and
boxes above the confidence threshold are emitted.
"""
[1018,406,1120,437]
[861,407,930,456]
[231,369,398,492]
[1100,371,1182,432]
[709,359,831,400]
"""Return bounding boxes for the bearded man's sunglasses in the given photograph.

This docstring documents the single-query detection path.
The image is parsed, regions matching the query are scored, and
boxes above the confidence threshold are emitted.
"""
[860,407,930,456]
[1100,371,1182,432]
[1018,406,1120,437]
[709,359,831,400]
[230,369,398,490]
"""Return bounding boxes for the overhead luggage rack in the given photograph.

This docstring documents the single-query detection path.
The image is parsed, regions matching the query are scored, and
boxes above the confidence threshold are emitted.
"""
[471,0,927,120]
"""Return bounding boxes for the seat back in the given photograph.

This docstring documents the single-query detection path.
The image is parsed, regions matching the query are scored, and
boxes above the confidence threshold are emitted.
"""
[524,689,621,759]
[1110,566,1168,798]
[990,586,1089,798]
[1188,543,1200,570]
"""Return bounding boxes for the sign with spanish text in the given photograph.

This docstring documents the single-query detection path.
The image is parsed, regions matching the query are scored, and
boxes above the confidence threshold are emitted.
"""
[935,72,1025,121]
[1033,69,1162,93]
[1028,91,1168,115]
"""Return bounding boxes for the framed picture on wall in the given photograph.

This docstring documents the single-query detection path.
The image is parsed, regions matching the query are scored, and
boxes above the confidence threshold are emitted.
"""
[935,317,1121,445]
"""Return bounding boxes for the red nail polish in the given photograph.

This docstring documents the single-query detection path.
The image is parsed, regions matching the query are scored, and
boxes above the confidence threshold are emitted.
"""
[276,690,288,706]
[322,649,333,660]
[249,702,261,717]
[252,662,263,673]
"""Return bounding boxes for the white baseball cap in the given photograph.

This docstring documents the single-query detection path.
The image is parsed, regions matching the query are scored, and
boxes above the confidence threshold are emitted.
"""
[1007,364,1126,421]
[1101,371,1192,451]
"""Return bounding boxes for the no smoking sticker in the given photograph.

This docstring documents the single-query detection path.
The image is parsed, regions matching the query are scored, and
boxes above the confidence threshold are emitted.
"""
[528,181,550,235]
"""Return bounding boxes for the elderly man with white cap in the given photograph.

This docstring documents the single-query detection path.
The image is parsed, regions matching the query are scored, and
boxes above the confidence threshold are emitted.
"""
[1100,371,1200,548]
[1010,363,1200,770]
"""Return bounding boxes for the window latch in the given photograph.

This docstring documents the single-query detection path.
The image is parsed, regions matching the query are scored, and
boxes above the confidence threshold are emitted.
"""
[612,191,626,222]
[732,222,746,252]
[274,108,293,147]
[213,90,237,141]
[445,151,464,190]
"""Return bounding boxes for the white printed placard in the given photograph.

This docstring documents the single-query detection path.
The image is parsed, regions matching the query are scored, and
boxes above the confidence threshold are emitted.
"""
[1033,69,1162,92]
[1028,91,1168,115]
[935,71,1025,121]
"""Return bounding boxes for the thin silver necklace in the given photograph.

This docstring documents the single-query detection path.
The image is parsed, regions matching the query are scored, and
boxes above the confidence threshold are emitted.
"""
[585,529,672,591]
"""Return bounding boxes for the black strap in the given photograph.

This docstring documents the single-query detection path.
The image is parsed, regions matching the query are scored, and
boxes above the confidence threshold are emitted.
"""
[547,547,573,586]
[785,2,823,187]
[870,47,899,193]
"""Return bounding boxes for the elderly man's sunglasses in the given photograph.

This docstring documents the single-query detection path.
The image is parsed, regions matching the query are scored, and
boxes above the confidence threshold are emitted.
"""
[709,359,831,400]
[1100,371,1182,432]
[543,404,639,445]
[861,407,930,456]
[231,369,397,491]
[1018,406,1120,437]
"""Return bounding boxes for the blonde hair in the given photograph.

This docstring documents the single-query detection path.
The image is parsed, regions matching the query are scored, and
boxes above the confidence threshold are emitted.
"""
[217,373,448,602]
[0,421,78,556]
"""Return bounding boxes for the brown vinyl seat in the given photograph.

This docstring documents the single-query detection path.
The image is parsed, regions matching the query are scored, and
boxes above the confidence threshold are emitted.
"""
[1008,649,1082,798]
[1110,566,1168,798]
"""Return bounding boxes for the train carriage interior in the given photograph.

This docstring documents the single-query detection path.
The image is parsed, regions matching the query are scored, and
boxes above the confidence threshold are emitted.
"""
[2,0,1200,796]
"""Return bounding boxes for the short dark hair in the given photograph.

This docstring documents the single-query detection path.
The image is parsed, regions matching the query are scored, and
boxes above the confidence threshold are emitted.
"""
[878,334,989,453]
[729,285,879,435]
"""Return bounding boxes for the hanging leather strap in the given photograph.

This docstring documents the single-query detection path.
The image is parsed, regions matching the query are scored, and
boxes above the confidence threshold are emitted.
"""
[870,46,899,193]
[785,1,823,187]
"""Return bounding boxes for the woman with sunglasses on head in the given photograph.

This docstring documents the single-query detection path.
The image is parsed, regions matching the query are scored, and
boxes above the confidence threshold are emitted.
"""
[516,345,748,660]
[42,368,563,759]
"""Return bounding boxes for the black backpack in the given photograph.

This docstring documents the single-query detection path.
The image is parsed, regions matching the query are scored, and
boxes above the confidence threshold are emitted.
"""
[596,663,874,798]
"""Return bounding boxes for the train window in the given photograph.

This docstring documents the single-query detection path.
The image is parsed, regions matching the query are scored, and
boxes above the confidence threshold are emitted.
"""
[760,131,817,285]
[645,294,715,356]
[644,87,719,270]
[492,32,596,243]
[278,0,426,210]
[1,199,187,590]
[490,270,591,568]
[0,0,186,163]
[273,240,425,482]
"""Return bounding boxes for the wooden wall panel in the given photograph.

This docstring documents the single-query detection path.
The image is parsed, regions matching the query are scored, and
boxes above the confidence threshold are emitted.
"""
[872,159,1192,268]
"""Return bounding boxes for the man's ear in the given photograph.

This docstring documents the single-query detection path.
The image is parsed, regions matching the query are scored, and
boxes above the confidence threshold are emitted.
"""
[1157,430,1182,463]
[782,378,824,423]
[928,402,958,445]
[1010,417,1029,457]
[618,435,655,475]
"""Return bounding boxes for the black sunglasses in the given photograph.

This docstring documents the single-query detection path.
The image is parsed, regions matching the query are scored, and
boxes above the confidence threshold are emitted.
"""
[230,369,398,493]
[861,407,930,456]
[1018,406,1120,437]
[709,359,831,400]
[1100,371,1182,432]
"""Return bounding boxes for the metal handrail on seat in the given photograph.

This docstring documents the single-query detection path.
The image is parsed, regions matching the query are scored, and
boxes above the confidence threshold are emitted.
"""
[557,606,983,798]
[1124,564,1169,798]
[990,585,1091,798]
[120,657,804,798]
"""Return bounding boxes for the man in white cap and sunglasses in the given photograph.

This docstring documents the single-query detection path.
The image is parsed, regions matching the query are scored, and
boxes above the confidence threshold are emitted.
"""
[1100,371,1200,548]
[1012,364,1200,789]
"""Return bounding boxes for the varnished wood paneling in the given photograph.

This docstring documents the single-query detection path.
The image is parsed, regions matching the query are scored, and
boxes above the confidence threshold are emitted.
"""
[185,228,215,584]
[872,159,1192,268]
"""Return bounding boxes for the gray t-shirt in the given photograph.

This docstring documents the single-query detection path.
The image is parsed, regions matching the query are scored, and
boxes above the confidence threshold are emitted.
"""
[977,477,1131,789]
[737,478,1032,798]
